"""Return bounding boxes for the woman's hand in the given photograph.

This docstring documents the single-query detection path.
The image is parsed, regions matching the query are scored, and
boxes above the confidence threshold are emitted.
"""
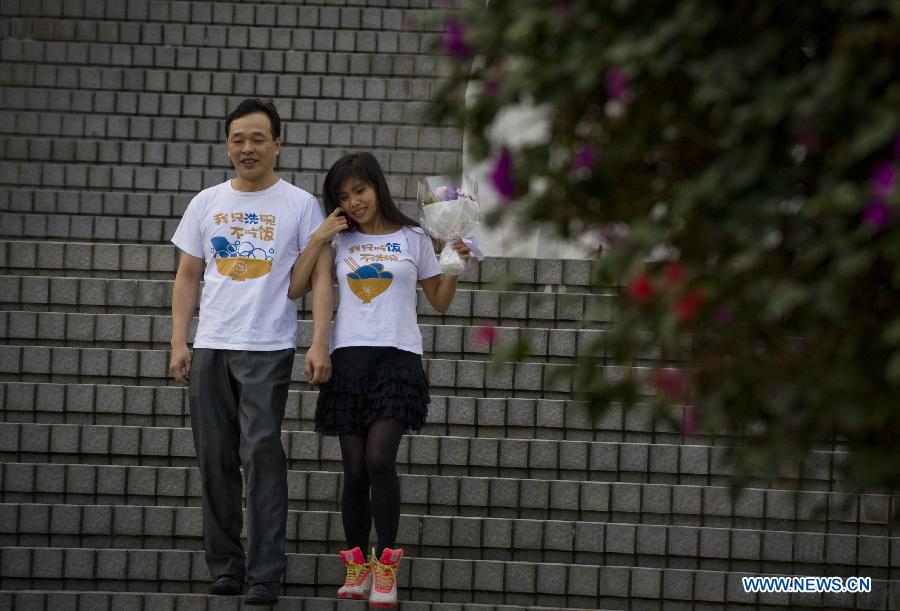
[451,240,471,261]
[288,210,345,299]
[439,239,472,262]
[305,343,332,385]
[313,208,349,244]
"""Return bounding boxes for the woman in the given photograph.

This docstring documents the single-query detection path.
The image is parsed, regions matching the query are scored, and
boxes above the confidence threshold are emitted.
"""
[308,152,471,606]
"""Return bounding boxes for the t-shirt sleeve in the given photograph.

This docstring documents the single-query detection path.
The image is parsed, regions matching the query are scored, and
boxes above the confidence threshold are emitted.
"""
[414,228,442,280]
[170,195,205,259]
[298,193,325,253]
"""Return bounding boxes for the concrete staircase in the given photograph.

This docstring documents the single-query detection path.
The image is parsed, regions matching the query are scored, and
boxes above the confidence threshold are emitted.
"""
[1,0,898,609]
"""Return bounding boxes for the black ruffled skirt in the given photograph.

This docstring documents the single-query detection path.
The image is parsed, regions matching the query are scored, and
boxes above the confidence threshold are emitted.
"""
[315,346,430,436]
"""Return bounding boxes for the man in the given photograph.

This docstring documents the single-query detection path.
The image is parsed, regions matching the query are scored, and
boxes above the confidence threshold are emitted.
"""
[169,98,333,605]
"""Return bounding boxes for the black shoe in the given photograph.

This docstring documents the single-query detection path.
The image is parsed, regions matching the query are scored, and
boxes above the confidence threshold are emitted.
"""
[209,574,242,595]
[245,582,279,606]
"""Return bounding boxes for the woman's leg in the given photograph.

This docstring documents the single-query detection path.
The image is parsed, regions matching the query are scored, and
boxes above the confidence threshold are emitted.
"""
[365,419,406,554]
[339,433,371,551]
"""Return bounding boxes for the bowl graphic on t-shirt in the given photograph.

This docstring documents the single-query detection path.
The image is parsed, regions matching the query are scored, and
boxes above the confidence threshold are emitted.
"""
[347,263,393,304]
[210,236,272,281]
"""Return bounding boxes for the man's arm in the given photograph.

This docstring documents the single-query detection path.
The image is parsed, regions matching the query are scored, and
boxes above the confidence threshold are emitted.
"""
[304,247,334,385]
[169,251,204,384]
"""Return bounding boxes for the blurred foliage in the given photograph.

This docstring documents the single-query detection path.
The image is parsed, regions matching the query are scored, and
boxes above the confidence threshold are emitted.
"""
[427,0,900,505]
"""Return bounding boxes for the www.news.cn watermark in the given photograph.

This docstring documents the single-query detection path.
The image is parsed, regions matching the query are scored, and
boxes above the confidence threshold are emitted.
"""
[742,576,872,594]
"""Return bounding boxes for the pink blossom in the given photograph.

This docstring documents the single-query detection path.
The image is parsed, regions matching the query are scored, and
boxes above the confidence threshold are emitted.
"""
[571,142,596,170]
[598,223,631,249]
[627,272,653,304]
[681,405,698,437]
[675,290,705,321]
[863,198,892,231]
[872,162,895,196]
[664,262,685,287]
[604,67,629,102]
[652,368,686,401]
[473,325,498,346]
[797,129,821,153]
[442,20,471,58]
[489,149,516,200]
[714,306,734,326]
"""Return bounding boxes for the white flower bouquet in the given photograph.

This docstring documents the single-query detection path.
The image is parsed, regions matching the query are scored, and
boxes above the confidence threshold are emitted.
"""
[417,175,483,275]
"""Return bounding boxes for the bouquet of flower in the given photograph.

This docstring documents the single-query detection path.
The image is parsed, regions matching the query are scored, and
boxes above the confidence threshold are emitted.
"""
[417,175,482,275]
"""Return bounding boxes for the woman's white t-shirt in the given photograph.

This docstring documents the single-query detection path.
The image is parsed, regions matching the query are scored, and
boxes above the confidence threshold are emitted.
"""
[331,226,441,355]
[171,179,324,350]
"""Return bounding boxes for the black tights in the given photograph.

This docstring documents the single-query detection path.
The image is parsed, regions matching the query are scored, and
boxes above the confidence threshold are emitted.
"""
[339,419,405,556]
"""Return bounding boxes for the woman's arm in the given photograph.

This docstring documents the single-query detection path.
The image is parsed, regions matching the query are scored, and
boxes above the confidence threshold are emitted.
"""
[288,208,347,299]
[419,241,471,314]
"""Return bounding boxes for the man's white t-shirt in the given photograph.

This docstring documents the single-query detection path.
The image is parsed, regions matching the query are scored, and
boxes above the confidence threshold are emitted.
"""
[171,179,324,350]
[331,226,442,355]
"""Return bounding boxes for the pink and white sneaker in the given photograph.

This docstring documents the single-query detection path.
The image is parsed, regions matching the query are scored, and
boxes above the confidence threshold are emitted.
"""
[337,546,372,600]
[369,547,403,607]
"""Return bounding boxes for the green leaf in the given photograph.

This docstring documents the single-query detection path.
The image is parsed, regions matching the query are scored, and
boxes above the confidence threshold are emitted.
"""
[885,350,900,385]
[883,318,900,345]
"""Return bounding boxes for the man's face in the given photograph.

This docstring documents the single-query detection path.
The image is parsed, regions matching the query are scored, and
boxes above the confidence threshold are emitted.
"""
[226,111,281,185]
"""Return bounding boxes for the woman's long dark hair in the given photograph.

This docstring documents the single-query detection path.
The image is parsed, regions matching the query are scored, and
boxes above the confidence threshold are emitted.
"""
[322,152,420,232]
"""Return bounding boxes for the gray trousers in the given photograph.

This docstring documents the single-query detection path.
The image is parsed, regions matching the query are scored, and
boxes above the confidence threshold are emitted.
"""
[188,348,294,584]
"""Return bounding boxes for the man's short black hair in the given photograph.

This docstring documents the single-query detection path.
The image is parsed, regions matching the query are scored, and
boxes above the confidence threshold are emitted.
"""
[224,98,281,140]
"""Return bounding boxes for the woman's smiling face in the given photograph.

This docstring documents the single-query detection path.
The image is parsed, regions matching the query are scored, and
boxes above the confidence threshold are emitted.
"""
[337,177,380,226]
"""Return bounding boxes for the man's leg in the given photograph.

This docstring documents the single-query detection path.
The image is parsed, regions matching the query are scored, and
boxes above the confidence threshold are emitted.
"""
[234,348,294,585]
[188,348,246,581]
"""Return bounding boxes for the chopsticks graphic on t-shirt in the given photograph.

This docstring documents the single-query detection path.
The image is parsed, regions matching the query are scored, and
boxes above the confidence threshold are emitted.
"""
[344,257,360,272]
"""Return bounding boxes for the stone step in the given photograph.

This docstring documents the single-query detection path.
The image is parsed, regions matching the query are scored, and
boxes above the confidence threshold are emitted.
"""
[0,422,844,490]
[163,0,446,7]
[1,546,895,609]
[0,547,601,609]
[0,311,605,362]
[1,212,181,244]
[3,504,895,575]
[1,275,609,327]
[0,135,454,175]
[0,78,438,129]
[0,159,425,202]
[0,1,446,30]
[0,187,192,218]
[0,112,460,147]
[0,142,452,189]
[0,40,446,78]
[0,157,310,196]
[3,462,893,535]
[0,138,234,173]
[2,15,444,55]
[0,85,442,134]
[1,591,587,611]
[0,382,687,445]
[0,240,600,293]
[0,345,587,399]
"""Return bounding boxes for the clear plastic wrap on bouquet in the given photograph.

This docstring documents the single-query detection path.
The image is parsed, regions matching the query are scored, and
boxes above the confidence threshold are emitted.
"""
[417,175,480,275]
